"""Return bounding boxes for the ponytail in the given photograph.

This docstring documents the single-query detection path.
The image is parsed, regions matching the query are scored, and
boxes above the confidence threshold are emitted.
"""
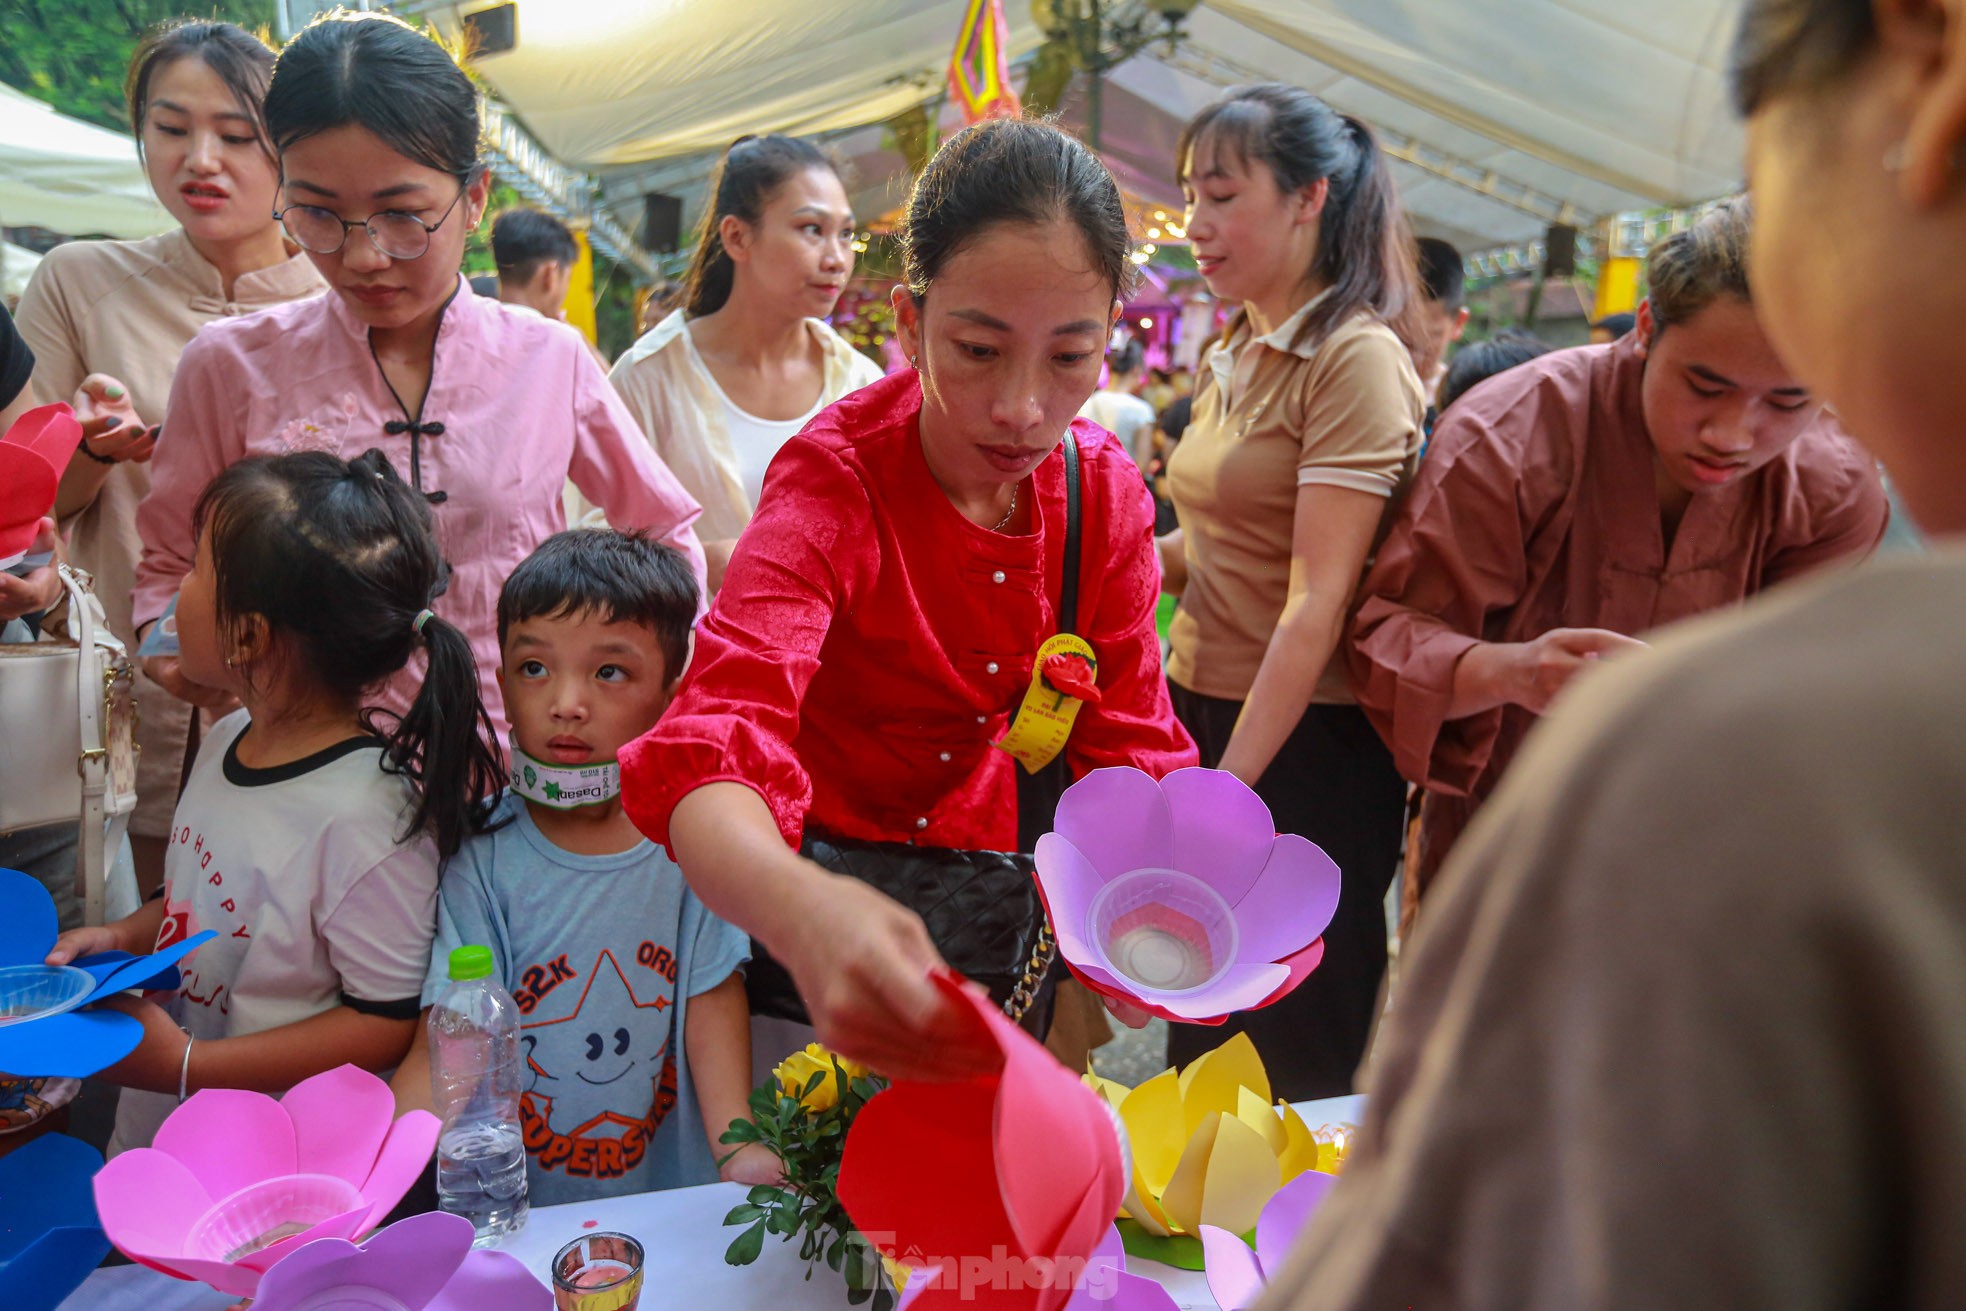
[1178,86,1418,351]
[383,611,504,859]
[193,449,501,861]
[677,133,835,319]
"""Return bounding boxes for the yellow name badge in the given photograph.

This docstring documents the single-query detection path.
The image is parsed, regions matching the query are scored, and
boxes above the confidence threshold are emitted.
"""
[994,633,1098,774]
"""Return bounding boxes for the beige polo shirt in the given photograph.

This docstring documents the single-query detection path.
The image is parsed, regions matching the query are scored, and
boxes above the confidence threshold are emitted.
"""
[1165,301,1422,703]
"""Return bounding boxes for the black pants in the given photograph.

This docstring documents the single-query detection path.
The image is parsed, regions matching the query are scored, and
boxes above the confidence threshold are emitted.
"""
[1165,684,1406,1100]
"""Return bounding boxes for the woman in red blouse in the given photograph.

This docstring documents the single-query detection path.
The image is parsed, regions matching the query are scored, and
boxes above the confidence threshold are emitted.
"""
[623,120,1197,1079]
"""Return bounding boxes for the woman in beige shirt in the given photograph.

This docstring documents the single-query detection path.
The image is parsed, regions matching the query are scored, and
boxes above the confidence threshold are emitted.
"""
[1160,84,1424,1099]
[16,21,324,883]
[608,135,882,591]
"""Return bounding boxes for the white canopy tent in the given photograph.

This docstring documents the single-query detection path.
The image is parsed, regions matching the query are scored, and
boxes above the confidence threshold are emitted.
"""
[2,240,44,302]
[416,0,1748,258]
[0,80,171,240]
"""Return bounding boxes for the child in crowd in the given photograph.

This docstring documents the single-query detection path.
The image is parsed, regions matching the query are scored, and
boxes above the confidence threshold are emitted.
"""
[392,529,777,1201]
[48,449,502,1152]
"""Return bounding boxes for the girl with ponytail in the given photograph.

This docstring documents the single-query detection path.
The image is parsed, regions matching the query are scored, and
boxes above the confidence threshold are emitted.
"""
[49,449,501,1151]
[1159,84,1426,1099]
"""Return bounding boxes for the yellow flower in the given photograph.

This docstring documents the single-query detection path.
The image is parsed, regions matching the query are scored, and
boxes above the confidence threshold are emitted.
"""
[1083,1032,1323,1240]
[774,1044,869,1113]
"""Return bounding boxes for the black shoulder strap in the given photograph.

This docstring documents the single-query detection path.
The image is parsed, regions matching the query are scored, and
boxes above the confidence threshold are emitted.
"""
[1059,429,1082,635]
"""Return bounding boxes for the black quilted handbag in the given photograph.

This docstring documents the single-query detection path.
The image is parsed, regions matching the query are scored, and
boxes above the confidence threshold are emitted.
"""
[743,433,1085,1032]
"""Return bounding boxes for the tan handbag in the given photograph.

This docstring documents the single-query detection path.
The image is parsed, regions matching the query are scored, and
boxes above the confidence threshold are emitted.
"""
[0,564,138,925]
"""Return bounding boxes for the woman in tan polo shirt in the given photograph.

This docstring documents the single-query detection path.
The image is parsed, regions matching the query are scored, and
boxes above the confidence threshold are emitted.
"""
[15,21,323,888]
[1160,84,1424,1098]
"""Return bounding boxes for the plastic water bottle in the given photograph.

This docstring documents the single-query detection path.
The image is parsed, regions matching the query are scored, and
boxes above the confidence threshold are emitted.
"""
[429,944,529,1246]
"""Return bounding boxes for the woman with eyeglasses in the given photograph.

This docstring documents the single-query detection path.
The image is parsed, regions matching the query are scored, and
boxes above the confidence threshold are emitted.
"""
[15,21,324,895]
[130,11,706,731]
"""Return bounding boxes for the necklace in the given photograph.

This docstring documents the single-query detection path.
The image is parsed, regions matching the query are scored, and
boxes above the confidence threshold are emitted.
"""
[990,485,1019,533]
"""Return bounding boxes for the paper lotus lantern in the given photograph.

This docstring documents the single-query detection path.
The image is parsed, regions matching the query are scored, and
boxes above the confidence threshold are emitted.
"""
[0,866,215,1078]
[249,1210,548,1311]
[0,1131,111,1311]
[1033,767,1340,1024]
[839,968,1125,1311]
[0,404,84,565]
[896,1223,1176,1311]
[1199,1168,1336,1311]
[92,1064,441,1296]
[1083,1033,1321,1266]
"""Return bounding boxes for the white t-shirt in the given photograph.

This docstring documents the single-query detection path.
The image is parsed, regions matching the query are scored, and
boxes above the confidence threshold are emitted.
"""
[1081,389,1156,467]
[111,710,440,1152]
[684,328,823,509]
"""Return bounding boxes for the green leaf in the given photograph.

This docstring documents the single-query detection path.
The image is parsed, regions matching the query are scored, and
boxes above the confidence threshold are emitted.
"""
[723,1202,766,1226]
[721,1119,761,1144]
[767,1204,802,1237]
[873,1286,896,1311]
[827,1232,848,1272]
[747,1184,782,1205]
[724,1218,767,1267]
[846,1284,873,1306]
[802,1070,828,1099]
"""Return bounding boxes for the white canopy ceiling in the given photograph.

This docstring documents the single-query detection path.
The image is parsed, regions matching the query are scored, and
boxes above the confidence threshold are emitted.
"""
[0,80,172,240]
[422,0,1748,256]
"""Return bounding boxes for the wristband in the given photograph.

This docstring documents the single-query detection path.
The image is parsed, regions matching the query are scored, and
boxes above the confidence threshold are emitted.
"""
[177,1033,195,1102]
[78,437,118,466]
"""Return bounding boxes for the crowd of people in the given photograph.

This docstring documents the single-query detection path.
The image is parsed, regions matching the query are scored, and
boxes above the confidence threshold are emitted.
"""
[2,0,1961,1297]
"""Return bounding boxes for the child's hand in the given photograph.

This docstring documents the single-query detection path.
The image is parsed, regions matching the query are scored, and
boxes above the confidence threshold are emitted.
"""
[719,1141,784,1187]
[46,924,123,966]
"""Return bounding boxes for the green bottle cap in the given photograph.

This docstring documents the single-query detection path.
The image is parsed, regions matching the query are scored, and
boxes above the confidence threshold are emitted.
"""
[448,945,494,982]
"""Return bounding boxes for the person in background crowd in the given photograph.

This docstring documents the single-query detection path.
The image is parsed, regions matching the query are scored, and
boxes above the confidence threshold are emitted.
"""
[1081,338,1157,470]
[1158,83,1424,1100]
[1148,393,1191,535]
[1434,327,1553,417]
[609,136,882,592]
[622,118,1196,1082]
[15,21,324,894]
[1409,235,1470,409]
[491,206,578,318]
[1589,309,1636,343]
[128,12,704,736]
[1277,0,1966,1301]
[1350,198,1888,928]
[49,449,502,1155]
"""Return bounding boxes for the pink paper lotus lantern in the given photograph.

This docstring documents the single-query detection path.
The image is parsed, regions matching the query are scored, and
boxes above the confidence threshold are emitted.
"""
[1199,1168,1336,1311]
[250,1211,548,1311]
[92,1064,441,1297]
[1033,767,1340,1024]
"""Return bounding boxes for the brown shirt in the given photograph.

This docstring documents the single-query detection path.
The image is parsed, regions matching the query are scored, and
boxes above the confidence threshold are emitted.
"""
[14,229,323,834]
[1267,546,1966,1311]
[1166,304,1423,703]
[1349,337,1887,900]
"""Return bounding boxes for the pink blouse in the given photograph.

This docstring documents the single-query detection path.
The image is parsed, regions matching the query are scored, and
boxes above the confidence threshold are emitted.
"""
[622,370,1196,853]
[134,279,705,727]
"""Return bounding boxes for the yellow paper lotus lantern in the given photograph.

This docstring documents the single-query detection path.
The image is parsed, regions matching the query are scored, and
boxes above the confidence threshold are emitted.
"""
[1084,1033,1328,1262]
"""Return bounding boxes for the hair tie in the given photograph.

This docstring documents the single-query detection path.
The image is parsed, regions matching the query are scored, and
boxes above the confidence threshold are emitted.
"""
[413,608,436,635]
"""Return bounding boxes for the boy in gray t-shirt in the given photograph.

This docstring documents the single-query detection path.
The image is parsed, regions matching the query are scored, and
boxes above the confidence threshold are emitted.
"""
[394,530,778,1203]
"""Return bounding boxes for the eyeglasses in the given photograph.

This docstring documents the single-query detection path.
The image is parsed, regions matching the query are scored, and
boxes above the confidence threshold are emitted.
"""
[273,186,466,261]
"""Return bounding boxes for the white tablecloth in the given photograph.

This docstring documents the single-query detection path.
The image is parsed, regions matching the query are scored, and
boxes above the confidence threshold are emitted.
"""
[63,1095,1367,1311]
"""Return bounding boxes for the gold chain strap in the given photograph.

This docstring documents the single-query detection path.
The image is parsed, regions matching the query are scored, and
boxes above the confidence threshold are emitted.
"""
[1002,919,1056,1024]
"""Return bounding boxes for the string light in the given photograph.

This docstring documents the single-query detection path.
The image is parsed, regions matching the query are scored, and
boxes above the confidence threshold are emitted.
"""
[1140,316,1154,328]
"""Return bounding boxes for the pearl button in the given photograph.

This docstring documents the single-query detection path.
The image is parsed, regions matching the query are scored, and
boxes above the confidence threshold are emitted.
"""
[985,661,1000,675]
[977,715,987,724]
[915,817,928,830]
[939,751,952,762]
[992,570,1006,584]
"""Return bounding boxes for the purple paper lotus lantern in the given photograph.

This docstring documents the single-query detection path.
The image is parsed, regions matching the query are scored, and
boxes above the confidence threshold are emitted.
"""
[1032,768,1340,1024]
[0,866,215,1078]
[1199,1169,1336,1311]
[249,1210,549,1311]
[92,1064,441,1296]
